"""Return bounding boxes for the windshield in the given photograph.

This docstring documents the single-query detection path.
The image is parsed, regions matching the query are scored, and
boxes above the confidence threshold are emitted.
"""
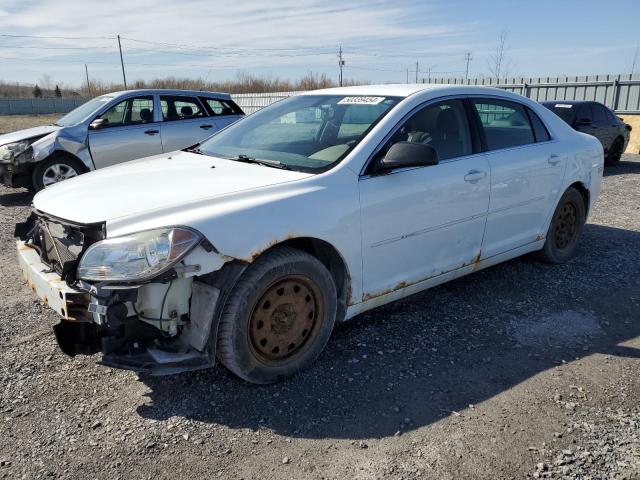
[56,96,114,127]
[543,103,575,125]
[197,94,400,172]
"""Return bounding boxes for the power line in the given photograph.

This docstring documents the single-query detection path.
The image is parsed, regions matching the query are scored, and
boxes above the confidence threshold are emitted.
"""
[0,33,114,40]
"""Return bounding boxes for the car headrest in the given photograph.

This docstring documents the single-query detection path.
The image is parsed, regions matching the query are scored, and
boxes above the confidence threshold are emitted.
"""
[139,108,152,122]
[180,106,194,117]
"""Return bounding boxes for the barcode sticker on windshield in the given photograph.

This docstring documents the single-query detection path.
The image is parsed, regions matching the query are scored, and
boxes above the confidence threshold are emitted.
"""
[338,96,385,105]
[554,104,573,108]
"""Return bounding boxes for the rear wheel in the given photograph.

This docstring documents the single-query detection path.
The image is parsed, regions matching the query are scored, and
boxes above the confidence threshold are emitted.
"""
[536,187,586,264]
[217,247,337,384]
[32,155,87,191]
[605,137,624,166]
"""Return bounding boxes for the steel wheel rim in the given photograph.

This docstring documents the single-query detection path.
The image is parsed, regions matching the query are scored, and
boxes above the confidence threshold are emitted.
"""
[42,163,78,187]
[554,201,578,250]
[248,275,323,364]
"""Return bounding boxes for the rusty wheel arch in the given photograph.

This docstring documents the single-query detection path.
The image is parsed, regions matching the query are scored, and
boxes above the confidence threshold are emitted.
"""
[253,237,351,323]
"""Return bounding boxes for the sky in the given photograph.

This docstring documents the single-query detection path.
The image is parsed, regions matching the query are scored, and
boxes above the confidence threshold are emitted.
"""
[0,0,639,89]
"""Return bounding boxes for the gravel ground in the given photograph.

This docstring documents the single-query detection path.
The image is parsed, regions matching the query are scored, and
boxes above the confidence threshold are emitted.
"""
[0,154,639,480]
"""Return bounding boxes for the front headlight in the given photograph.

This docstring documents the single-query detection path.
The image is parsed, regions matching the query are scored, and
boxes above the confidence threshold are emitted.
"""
[77,227,202,282]
[0,141,31,162]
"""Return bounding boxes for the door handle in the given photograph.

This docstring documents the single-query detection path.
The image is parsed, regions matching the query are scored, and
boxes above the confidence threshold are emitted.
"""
[464,170,487,183]
[144,129,159,135]
[548,154,561,165]
[200,124,213,130]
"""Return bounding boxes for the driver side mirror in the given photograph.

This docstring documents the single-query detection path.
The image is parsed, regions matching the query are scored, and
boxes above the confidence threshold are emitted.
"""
[89,118,107,130]
[374,142,439,173]
[575,118,592,127]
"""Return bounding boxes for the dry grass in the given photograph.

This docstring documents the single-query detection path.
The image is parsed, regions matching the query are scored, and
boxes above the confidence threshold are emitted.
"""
[0,114,59,135]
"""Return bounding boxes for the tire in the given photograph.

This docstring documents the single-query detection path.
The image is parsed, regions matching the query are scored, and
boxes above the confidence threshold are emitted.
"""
[32,154,87,191]
[217,247,337,384]
[536,187,586,264]
[604,137,624,166]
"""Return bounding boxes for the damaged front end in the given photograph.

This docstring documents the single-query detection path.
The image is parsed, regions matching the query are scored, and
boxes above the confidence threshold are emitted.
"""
[15,212,243,375]
[0,139,39,188]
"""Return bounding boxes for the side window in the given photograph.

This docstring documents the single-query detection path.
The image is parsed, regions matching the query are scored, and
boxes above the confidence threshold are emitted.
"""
[95,96,154,127]
[526,108,551,142]
[202,98,235,116]
[592,103,609,123]
[160,96,206,121]
[576,104,593,123]
[472,99,535,150]
[384,100,471,161]
[129,97,155,124]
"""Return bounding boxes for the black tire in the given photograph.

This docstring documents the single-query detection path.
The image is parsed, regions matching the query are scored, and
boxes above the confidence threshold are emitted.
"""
[32,154,87,191]
[605,137,624,166]
[536,187,586,264]
[217,247,337,384]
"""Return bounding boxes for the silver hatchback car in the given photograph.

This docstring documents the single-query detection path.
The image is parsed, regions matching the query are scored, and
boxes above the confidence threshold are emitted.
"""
[0,89,244,190]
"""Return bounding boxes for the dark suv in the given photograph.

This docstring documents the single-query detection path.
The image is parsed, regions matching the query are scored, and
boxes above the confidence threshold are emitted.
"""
[541,101,631,165]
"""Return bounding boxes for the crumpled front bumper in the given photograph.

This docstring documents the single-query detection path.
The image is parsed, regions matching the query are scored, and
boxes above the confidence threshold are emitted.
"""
[16,239,218,375]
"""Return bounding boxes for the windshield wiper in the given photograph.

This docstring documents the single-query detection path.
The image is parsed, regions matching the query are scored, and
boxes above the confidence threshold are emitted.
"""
[233,154,290,170]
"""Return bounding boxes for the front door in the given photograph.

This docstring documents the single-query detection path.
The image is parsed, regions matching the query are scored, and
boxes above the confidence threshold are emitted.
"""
[359,99,491,301]
[470,98,565,258]
[88,95,162,168]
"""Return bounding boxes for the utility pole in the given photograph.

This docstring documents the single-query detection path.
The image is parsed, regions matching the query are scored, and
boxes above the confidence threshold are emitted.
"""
[84,64,91,96]
[415,61,419,83]
[337,45,345,87]
[464,52,472,81]
[117,34,127,89]
[406,68,409,84]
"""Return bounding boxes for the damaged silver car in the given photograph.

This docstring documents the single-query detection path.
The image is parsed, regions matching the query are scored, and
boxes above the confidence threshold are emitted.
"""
[0,89,244,191]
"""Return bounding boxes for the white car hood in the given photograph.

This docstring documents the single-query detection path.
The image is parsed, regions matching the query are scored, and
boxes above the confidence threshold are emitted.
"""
[33,151,312,224]
[0,124,61,144]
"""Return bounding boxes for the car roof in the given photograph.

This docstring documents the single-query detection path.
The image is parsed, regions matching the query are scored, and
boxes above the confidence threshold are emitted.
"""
[101,89,232,99]
[541,100,599,106]
[300,83,529,100]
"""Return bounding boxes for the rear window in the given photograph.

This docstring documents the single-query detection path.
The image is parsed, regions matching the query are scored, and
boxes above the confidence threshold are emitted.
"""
[543,103,575,125]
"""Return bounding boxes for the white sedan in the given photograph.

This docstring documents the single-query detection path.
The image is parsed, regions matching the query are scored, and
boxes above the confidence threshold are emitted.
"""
[16,84,603,383]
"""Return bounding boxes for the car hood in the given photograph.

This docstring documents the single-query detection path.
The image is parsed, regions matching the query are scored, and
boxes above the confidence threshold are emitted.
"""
[33,151,313,225]
[0,125,61,145]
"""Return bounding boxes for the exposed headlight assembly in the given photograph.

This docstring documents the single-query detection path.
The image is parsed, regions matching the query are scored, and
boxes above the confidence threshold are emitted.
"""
[77,227,202,282]
[0,141,31,162]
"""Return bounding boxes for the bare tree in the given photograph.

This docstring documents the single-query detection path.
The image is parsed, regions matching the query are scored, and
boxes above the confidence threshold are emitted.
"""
[487,30,514,81]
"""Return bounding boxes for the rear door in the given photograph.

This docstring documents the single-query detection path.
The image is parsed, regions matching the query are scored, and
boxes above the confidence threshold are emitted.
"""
[159,95,212,152]
[591,103,617,152]
[88,95,163,168]
[470,98,565,258]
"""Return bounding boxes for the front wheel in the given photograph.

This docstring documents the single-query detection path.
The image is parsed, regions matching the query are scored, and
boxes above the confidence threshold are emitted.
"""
[32,155,87,191]
[217,247,337,384]
[536,187,586,264]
